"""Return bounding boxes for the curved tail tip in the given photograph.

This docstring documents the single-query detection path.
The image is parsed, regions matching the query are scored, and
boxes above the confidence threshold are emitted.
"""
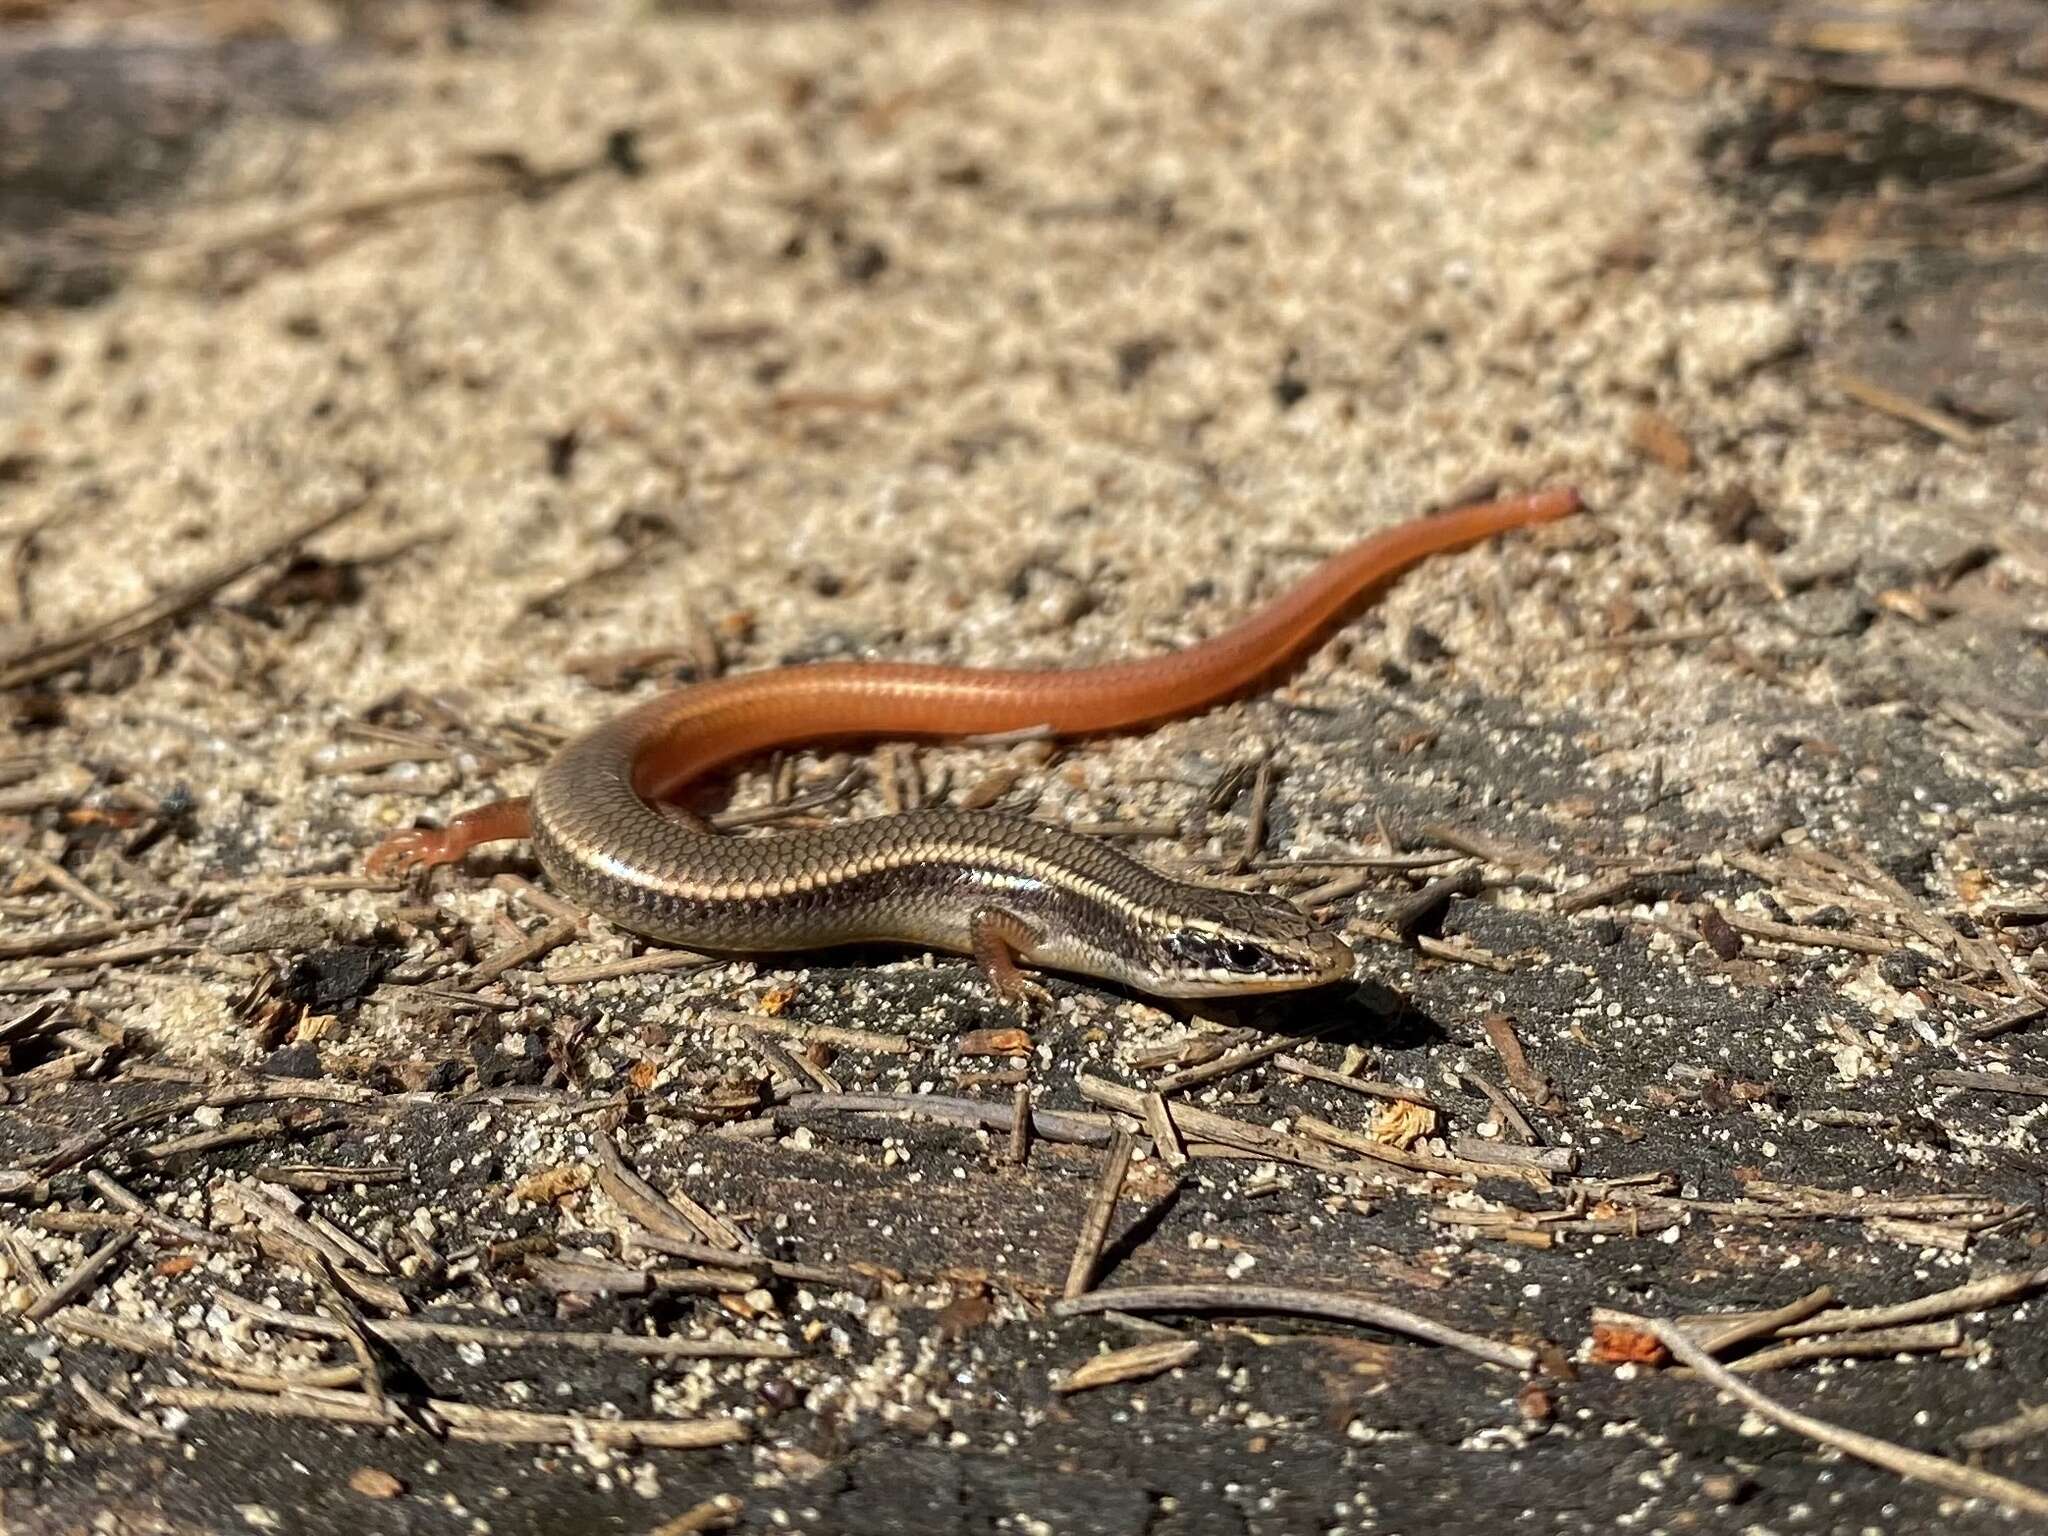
[1447,485,1583,527]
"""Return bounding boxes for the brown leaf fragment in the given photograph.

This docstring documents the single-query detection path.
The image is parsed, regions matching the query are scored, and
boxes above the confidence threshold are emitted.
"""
[1313,1336,1401,1375]
[348,1468,405,1499]
[1054,1338,1200,1395]
[1630,410,1694,473]
[959,767,1024,810]
[1533,1339,1579,1381]
[1478,1013,1563,1113]
[650,1495,745,1535]
[1392,726,1439,755]
[1873,588,1937,625]
[957,1027,1032,1057]
[1590,1322,1668,1367]
[935,1293,994,1337]
[1603,597,1646,637]
[1697,907,1742,960]
[1367,1099,1437,1148]
[514,1164,591,1206]
[251,554,361,614]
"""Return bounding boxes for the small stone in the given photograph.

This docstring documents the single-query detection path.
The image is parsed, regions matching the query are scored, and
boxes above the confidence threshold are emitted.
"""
[1880,948,1932,990]
[836,240,889,284]
[260,1041,324,1080]
[1699,1471,1749,1504]
[1703,485,1790,551]
[211,909,332,957]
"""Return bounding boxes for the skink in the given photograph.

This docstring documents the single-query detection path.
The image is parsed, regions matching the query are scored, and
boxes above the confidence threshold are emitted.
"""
[368,488,1578,1004]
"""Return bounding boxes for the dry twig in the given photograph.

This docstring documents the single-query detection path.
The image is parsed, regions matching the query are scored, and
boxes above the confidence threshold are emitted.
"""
[24,1231,136,1325]
[1055,1338,1201,1394]
[1064,1132,1135,1301]
[1056,1283,1535,1372]
[593,1133,747,1252]
[0,494,373,690]
[1644,1317,2048,1519]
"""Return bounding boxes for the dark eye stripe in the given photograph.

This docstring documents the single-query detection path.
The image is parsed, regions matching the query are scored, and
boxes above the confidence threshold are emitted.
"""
[1166,930,1301,976]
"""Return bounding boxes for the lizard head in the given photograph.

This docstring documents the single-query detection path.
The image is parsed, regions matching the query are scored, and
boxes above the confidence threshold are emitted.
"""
[1120,888,1356,998]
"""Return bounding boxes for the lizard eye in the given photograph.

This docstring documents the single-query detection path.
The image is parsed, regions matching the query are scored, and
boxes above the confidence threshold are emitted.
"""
[1167,931,1283,975]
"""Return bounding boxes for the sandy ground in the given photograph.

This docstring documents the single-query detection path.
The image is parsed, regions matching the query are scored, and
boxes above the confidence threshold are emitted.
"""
[3,2,2047,1533]
[9,0,2016,1051]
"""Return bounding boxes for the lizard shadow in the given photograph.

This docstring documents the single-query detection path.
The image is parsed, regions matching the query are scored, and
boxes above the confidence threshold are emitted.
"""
[757,946,1446,1050]
[699,942,1452,1054]
[1172,977,1449,1052]
[1096,1180,1184,1285]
